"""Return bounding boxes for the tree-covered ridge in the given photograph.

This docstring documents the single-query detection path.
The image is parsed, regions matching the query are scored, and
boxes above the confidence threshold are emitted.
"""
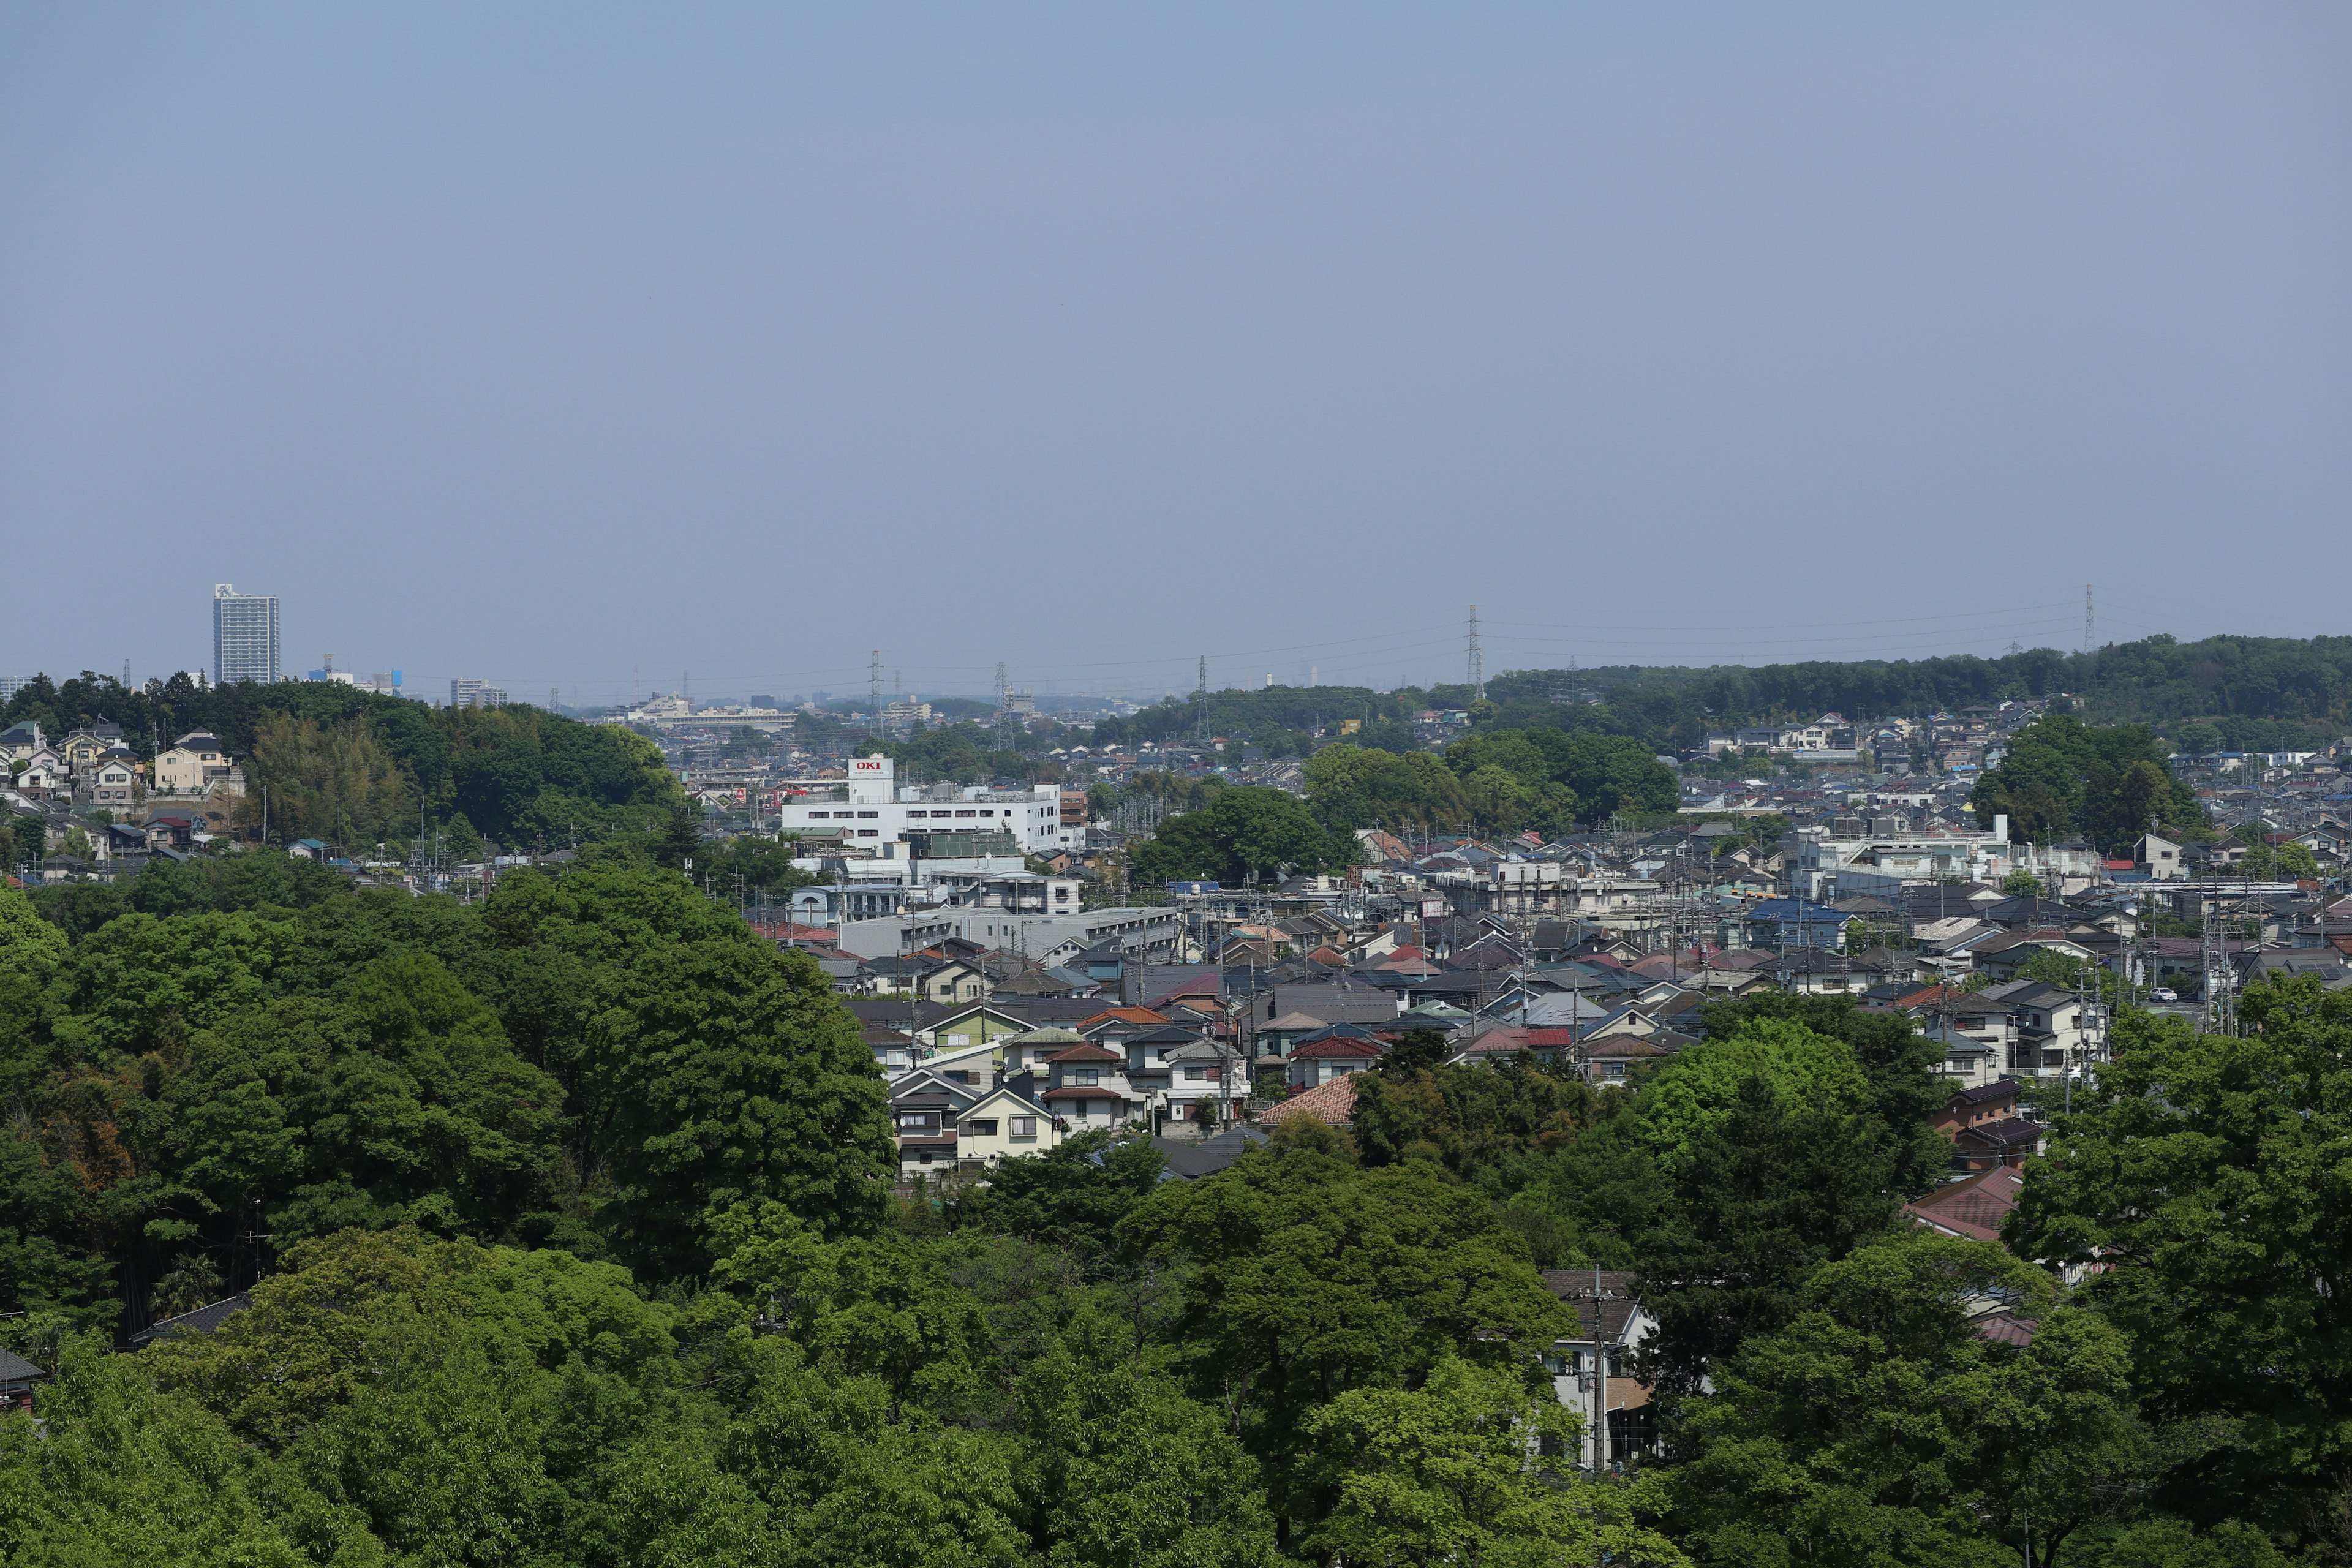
[2,672,687,851]
[1449,632,2352,748]
[1083,633,2352,763]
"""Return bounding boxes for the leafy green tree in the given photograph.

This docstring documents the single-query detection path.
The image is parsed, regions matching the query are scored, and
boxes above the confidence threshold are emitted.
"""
[1970,715,2202,852]
[587,937,892,1276]
[1631,1017,1871,1163]
[1637,1074,1901,1401]
[1119,1142,1569,1547]
[0,1335,363,1565]
[944,1131,1166,1262]
[236,710,409,847]
[1300,1355,1687,1567]
[2003,868,2046,897]
[1673,1232,2147,1568]
[1303,745,1468,834]
[1127,786,1352,887]
[2010,976,2352,1539]
[1695,994,1948,1191]
[1351,1053,1597,1176]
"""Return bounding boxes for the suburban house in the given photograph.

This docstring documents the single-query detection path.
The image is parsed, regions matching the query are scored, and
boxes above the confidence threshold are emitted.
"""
[933,1082,1061,1172]
[154,731,236,794]
[88,751,138,809]
[1284,1027,1384,1089]
[1542,1269,1659,1471]
[1039,1040,1140,1129]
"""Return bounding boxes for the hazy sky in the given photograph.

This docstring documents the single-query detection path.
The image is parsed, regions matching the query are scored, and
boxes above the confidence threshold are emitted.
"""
[4,4,2346,704]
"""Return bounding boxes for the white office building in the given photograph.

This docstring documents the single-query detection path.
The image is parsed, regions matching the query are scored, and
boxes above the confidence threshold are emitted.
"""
[212,584,280,685]
[777,756,1079,855]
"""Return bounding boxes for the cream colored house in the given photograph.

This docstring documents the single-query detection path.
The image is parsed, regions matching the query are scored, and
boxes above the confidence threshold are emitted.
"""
[950,1085,1063,1166]
[154,732,232,794]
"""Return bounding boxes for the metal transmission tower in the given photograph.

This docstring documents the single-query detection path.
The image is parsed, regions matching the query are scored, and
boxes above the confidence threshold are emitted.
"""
[994,662,1013,752]
[1197,655,1210,745]
[869,651,883,712]
[2083,584,2095,655]
[1466,605,1485,701]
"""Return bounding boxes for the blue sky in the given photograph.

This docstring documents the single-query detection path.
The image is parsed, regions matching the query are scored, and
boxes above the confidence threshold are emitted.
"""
[4,4,2346,703]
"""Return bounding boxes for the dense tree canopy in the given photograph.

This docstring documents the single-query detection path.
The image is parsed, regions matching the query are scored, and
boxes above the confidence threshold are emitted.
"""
[0,855,892,1333]
[1126,785,1354,888]
[4,845,2348,1567]
[1968,714,2204,851]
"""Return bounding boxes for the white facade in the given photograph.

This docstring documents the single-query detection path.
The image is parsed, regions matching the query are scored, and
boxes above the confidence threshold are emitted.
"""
[777,756,1077,854]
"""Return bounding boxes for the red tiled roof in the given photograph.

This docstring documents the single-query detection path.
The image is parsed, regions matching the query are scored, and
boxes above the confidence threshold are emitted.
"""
[1041,1085,1134,1102]
[1044,1042,1123,1063]
[1905,1166,2026,1243]
[1289,1036,1384,1060]
[1082,1007,1169,1028]
[1257,1074,1357,1125]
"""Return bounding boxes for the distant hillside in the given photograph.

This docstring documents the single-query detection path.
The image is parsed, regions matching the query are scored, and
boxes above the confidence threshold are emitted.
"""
[1090,685,1422,756]
[1417,634,2352,754]
[4,672,686,851]
[1085,635,2352,760]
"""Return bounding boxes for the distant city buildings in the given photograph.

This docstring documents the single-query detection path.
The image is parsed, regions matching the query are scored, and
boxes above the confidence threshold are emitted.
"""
[305,658,404,696]
[450,679,508,709]
[212,584,281,685]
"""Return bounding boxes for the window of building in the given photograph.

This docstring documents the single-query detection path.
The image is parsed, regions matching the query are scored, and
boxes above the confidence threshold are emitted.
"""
[1009,1116,1037,1139]
[858,810,879,819]
[963,1119,997,1136]
[859,829,878,837]
[807,810,829,819]
[1074,1067,1099,1085]
[957,809,976,818]
[981,809,995,817]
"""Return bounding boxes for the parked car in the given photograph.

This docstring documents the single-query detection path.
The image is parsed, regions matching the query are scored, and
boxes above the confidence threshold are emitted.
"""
[2149,987,2179,1003]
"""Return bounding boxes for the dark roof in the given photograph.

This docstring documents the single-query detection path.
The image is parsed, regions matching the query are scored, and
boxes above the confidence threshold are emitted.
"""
[1948,1082,2019,1109]
[0,1348,44,1386]
[1153,1125,1270,1179]
[130,1292,252,1346]
[1954,1116,2042,1152]
[1540,1269,1642,1344]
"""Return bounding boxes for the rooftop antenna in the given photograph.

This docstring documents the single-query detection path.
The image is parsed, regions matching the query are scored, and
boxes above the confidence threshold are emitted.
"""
[1466,604,1485,702]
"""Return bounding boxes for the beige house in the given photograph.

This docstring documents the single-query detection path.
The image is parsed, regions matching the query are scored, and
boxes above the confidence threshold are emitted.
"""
[950,1085,1063,1166]
[154,732,234,794]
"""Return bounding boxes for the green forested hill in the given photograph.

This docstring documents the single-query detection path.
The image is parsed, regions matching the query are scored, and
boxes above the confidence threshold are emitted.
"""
[3,672,686,851]
[1092,634,2352,760]
[1442,633,2352,752]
